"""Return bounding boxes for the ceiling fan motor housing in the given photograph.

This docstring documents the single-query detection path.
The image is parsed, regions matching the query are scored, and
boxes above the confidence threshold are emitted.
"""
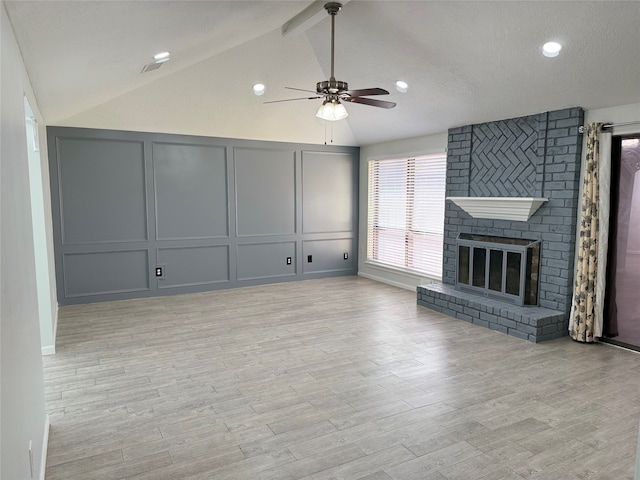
[317,79,348,94]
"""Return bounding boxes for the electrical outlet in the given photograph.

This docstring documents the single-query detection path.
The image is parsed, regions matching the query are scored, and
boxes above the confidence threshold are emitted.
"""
[155,267,163,277]
[307,255,313,263]
[286,257,292,265]
[343,252,349,260]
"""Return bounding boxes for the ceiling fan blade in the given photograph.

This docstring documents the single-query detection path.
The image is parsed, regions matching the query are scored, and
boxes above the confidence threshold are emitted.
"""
[285,86,319,94]
[343,97,396,109]
[341,88,390,97]
[264,96,322,104]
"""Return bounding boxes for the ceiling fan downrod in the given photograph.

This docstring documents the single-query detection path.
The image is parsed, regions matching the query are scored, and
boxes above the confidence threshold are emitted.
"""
[317,2,347,95]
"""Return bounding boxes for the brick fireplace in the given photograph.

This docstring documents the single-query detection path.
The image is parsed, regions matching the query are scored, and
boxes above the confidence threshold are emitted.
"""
[417,107,584,342]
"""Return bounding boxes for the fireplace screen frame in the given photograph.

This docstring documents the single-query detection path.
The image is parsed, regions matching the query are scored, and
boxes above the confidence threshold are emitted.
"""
[455,233,541,306]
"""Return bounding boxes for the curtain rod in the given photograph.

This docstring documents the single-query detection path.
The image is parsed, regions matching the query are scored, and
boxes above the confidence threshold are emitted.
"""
[602,120,640,130]
[578,121,640,134]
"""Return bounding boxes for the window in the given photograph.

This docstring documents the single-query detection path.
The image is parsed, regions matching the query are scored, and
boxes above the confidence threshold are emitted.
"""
[367,154,446,277]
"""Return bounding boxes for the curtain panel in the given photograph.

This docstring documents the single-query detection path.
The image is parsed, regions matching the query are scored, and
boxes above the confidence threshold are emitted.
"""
[569,123,607,342]
[595,130,612,336]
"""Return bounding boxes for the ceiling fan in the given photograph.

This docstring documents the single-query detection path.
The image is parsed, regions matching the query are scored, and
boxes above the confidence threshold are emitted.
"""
[266,1,396,121]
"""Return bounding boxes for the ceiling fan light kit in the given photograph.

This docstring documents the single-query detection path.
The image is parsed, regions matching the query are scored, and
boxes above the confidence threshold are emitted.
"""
[316,98,348,121]
[267,2,396,121]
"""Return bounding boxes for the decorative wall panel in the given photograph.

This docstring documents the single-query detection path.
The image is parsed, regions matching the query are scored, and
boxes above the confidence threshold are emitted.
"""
[302,151,355,234]
[63,250,149,297]
[235,147,296,237]
[57,138,147,244]
[48,127,358,304]
[154,143,228,240]
[303,238,353,274]
[236,242,296,281]
[156,245,229,288]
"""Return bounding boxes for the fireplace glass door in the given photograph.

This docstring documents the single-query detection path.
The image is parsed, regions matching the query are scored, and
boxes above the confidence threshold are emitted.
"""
[456,234,540,306]
[489,250,503,292]
[472,247,486,287]
[506,251,522,296]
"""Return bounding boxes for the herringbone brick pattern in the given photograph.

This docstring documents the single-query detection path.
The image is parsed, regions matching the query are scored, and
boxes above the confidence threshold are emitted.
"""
[470,116,539,197]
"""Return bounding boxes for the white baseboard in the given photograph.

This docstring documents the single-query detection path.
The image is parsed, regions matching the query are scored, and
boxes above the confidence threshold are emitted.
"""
[41,307,58,355]
[53,305,58,341]
[357,271,416,291]
[40,414,50,480]
[41,345,55,355]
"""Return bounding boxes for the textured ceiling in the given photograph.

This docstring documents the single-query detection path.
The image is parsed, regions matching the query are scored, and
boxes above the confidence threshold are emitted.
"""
[5,0,640,146]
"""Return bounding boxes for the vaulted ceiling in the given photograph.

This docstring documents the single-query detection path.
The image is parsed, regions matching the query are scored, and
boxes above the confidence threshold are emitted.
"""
[5,0,640,146]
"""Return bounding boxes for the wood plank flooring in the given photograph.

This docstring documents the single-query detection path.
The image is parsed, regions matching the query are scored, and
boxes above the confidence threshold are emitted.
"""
[43,276,640,479]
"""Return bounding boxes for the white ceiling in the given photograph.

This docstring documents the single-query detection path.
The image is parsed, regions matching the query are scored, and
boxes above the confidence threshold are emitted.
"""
[5,0,640,146]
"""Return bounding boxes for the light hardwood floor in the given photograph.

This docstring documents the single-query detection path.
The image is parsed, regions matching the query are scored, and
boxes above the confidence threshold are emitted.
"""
[43,276,640,480]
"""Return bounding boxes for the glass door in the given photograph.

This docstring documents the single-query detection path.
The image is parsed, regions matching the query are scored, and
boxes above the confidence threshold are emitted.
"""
[606,136,640,349]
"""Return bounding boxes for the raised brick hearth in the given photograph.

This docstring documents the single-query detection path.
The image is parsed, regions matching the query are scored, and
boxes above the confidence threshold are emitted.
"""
[417,107,584,342]
[418,284,565,343]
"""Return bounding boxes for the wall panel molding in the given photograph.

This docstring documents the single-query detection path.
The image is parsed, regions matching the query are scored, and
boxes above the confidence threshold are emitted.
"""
[153,142,229,241]
[56,137,148,245]
[156,245,230,289]
[236,241,297,281]
[47,127,359,304]
[62,249,150,297]
[302,151,356,234]
[234,146,297,237]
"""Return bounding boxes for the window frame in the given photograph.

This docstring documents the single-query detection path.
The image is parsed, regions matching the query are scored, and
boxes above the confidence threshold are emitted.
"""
[366,153,447,279]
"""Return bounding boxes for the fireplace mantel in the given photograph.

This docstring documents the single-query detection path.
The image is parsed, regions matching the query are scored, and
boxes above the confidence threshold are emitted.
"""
[446,197,548,222]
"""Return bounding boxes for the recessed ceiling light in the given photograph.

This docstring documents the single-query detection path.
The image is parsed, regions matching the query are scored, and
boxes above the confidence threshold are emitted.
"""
[542,42,562,58]
[153,51,171,64]
[395,80,408,93]
[253,83,266,96]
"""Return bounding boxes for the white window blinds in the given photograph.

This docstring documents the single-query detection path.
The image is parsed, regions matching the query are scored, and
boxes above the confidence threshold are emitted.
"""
[367,154,446,278]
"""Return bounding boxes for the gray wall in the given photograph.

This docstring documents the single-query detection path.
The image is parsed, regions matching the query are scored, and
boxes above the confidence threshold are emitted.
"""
[443,107,584,314]
[47,127,359,305]
[1,3,49,478]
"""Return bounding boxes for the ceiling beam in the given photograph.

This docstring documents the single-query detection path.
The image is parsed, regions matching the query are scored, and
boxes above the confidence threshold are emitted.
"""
[281,0,351,37]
